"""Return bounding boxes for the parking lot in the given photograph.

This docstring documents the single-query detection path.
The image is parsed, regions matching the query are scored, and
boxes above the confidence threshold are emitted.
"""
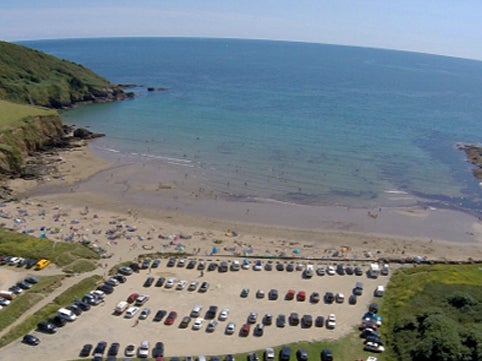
[1,258,390,360]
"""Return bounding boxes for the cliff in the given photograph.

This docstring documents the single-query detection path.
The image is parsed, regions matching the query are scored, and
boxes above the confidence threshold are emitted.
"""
[0,41,133,108]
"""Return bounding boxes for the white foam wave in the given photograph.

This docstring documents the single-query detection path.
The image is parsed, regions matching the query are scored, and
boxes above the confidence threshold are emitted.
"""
[384,190,408,195]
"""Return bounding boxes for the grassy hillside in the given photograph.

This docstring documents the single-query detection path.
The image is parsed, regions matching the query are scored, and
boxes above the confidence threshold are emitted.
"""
[381,264,482,361]
[0,41,127,108]
[0,99,57,131]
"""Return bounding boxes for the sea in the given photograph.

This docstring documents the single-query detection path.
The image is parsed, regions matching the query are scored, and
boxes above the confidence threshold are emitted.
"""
[19,37,482,214]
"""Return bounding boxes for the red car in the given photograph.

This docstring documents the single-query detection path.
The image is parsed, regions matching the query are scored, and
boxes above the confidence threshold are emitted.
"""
[127,293,139,304]
[297,291,306,302]
[286,289,295,300]
[240,323,250,337]
[164,311,177,325]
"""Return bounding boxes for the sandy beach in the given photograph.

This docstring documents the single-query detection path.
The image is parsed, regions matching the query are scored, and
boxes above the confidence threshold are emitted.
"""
[3,143,482,263]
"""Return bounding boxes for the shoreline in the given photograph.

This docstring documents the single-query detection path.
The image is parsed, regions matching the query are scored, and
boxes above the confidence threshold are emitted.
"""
[3,143,481,263]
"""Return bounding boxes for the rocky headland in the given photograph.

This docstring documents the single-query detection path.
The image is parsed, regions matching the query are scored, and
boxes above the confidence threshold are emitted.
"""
[457,144,482,181]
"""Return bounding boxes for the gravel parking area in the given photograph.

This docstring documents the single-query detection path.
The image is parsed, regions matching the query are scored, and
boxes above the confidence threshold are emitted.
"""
[2,258,390,361]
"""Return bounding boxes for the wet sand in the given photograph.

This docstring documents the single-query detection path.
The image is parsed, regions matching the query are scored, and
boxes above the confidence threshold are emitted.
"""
[5,144,482,262]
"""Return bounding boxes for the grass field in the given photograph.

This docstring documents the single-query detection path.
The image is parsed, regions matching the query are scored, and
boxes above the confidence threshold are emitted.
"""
[0,228,100,267]
[0,99,57,131]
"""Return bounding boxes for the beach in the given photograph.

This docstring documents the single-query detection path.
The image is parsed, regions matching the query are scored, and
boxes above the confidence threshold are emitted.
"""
[4,143,482,263]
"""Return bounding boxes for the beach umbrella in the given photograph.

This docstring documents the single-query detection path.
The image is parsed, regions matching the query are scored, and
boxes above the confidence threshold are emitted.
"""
[293,249,300,254]
[212,247,218,254]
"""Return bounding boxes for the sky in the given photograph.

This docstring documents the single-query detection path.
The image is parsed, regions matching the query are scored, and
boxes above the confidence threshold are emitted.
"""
[1,0,481,61]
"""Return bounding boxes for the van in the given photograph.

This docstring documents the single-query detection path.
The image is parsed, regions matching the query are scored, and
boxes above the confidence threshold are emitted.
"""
[35,259,50,270]
[57,307,77,321]
[114,301,129,315]
[0,290,16,300]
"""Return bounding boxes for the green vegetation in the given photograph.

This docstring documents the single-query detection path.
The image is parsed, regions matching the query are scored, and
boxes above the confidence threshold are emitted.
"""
[0,41,125,108]
[382,264,482,361]
[0,228,100,267]
[0,99,57,131]
[62,259,98,274]
[0,275,101,348]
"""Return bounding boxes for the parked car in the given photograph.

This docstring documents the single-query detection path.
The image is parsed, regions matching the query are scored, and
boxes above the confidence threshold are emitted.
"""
[105,278,120,287]
[188,280,199,291]
[37,321,57,334]
[153,309,167,322]
[364,341,385,353]
[279,346,291,361]
[277,314,286,327]
[264,348,275,361]
[74,300,91,311]
[165,278,176,288]
[316,267,325,276]
[335,293,345,303]
[180,316,191,328]
[93,341,107,355]
[118,266,133,275]
[125,306,140,318]
[22,334,40,346]
[326,265,335,275]
[349,294,357,305]
[247,353,259,361]
[167,258,176,267]
[248,311,258,324]
[135,294,150,306]
[240,323,250,336]
[263,313,273,326]
[176,280,187,290]
[193,318,204,330]
[127,293,139,304]
[124,343,136,357]
[153,341,165,358]
[301,314,313,328]
[187,259,197,269]
[256,289,265,299]
[97,283,114,294]
[296,291,306,301]
[206,319,218,332]
[324,292,334,304]
[199,281,209,293]
[320,349,333,361]
[276,262,284,271]
[296,349,308,361]
[353,282,364,295]
[253,260,263,271]
[264,262,273,271]
[48,315,66,328]
[219,308,230,321]
[225,322,236,335]
[79,343,93,357]
[268,289,278,300]
[206,305,218,319]
[315,316,325,327]
[191,305,202,317]
[155,277,166,287]
[286,289,295,300]
[289,312,300,326]
[151,259,160,268]
[253,323,264,336]
[143,277,155,287]
[66,304,82,316]
[138,340,150,358]
[286,263,294,272]
[326,314,336,329]
[197,261,206,270]
[24,276,39,284]
[219,261,228,272]
[108,342,120,356]
[139,307,151,320]
[354,266,364,276]
[164,311,177,325]
[310,292,320,303]
[240,288,250,297]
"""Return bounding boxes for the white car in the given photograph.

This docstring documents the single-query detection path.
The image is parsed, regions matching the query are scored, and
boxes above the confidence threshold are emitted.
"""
[124,306,140,318]
[264,348,275,361]
[192,318,204,330]
[326,265,336,275]
[90,290,105,299]
[191,305,202,317]
[326,313,336,329]
[138,340,150,358]
[165,278,176,288]
[335,293,345,303]
[176,280,187,290]
[188,280,199,291]
[218,308,229,321]
[225,322,236,335]
[364,342,385,353]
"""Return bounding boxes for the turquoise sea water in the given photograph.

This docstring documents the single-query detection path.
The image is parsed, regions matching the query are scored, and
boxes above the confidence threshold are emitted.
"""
[21,38,482,212]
